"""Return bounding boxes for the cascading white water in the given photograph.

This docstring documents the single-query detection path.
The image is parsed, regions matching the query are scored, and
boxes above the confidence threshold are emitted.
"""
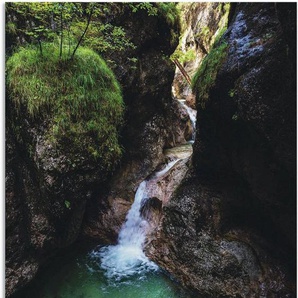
[96,181,157,281]
[96,160,180,282]
[177,99,197,142]
[151,159,180,178]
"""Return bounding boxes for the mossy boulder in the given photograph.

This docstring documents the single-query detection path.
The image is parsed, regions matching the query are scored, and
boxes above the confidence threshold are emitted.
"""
[6,44,124,297]
[7,44,124,169]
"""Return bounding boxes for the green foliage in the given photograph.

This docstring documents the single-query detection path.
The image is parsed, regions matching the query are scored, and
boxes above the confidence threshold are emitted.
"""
[6,21,17,34]
[6,2,135,59]
[156,3,179,27]
[6,3,63,48]
[212,3,230,45]
[171,47,196,65]
[194,26,210,43]
[64,200,71,209]
[129,3,158,16]
[7,44,124,169]
[73,22,136,55]
[192,40,228,109]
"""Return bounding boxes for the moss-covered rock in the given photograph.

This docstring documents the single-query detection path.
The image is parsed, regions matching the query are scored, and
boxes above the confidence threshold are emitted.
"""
[7,44,124,170]
[6,44,124,297]
[192,39,228,108]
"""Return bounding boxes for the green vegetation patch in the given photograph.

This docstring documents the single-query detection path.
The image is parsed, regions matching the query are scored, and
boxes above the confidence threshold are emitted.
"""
[129,2,179,26]
[156,2,179,27]
[192,40,228,109]
[191,3,230,108]
[7,43,124,169]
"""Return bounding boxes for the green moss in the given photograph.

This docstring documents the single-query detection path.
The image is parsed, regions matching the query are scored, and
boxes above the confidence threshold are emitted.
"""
[191,2,230,109]
[195,26,210,41]
[192,40,228,109]
[6,21,17,34]
[229,88,236,98]
[6,43,124,169]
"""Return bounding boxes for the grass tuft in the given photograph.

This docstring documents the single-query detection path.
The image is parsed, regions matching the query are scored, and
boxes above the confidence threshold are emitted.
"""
[7,43,124,169]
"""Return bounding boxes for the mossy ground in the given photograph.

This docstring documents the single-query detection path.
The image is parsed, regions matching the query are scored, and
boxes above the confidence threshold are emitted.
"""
[6,43,124,169]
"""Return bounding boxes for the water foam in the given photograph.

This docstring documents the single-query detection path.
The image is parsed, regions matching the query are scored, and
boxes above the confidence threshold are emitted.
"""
[97,181,158,281]
[95,160,183,282]
[177,99,197,141]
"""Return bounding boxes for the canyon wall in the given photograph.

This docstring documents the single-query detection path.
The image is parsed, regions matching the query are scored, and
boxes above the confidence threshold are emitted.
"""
[147,3,296,297]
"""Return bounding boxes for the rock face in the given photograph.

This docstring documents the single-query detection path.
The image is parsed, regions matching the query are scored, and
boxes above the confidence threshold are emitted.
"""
[6,111,106,297]
[6,81,121,296]
[147,3,296,297]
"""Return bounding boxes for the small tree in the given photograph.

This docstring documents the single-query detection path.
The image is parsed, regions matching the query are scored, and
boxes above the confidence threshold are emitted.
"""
[6,3,112,60]
[71,3,94,59]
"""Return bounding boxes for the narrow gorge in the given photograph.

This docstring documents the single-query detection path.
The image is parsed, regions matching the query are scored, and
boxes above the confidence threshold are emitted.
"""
[5,3,296,298]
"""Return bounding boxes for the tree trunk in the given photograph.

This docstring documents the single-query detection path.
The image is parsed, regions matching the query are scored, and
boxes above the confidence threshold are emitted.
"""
[71,4,94,59]
[173,58,192,86]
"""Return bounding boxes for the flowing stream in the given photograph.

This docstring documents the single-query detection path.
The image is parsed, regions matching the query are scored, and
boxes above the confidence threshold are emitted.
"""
[15,100,197,298]
[177,99,197,142]
[15,156,195,298]
[97,159,180,282]
[97,180,158,281]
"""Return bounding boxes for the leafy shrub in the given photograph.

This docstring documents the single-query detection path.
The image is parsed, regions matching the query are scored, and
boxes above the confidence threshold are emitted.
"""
[156,3,179,27]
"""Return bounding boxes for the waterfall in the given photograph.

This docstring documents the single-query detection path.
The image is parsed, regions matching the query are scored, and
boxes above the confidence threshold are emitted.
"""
[177,99,197,142]
[96,160,180,281]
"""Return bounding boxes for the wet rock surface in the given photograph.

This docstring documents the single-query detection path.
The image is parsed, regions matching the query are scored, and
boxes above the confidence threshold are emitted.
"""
[147,175,295,297]
[140,197,163,227]
[147,3,296,297]
[5,105,108,297]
